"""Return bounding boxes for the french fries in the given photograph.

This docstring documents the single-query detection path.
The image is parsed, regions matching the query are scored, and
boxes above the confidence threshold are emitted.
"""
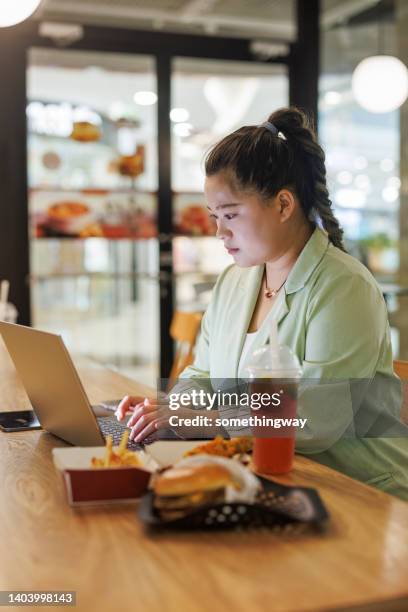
[91,431,142,468]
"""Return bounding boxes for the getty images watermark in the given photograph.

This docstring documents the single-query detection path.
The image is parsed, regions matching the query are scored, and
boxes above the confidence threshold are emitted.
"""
[167,389,307,431]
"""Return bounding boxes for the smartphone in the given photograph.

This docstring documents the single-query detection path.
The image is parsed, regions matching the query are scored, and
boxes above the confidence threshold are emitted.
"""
[91,400,124,418]
[98,399,122,412]
[0,410,41,432]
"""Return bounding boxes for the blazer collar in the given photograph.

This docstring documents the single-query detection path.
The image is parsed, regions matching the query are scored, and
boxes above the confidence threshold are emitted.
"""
[237,226,329,296]
[231,227,329,376]
[285,226,329,295]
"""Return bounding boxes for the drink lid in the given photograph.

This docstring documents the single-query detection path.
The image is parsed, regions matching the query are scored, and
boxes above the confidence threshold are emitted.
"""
[246,344,302,378]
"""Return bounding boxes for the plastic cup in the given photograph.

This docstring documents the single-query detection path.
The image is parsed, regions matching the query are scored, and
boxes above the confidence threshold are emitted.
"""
[0,302,18,324]
[247,345,302,475]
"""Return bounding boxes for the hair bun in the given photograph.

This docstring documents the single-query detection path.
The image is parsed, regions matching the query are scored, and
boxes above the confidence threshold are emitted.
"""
[268,107,313,134]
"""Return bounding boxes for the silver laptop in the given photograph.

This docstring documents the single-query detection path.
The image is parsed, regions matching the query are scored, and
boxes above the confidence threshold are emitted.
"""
[0,321,148,448]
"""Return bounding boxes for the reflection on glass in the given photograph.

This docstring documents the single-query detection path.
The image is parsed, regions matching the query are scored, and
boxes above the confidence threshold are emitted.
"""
[172,57,288,309]
[319,14,405,358]
[319,19,400,281]
[30,239,159,385]
[172,57,288,194]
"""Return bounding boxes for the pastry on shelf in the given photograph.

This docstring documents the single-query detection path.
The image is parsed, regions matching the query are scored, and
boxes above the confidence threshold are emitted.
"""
[176,204,215,236]
[118,145,145,177]
[46,201,96,235]
[70,121,101,142]
[79,223,104,238]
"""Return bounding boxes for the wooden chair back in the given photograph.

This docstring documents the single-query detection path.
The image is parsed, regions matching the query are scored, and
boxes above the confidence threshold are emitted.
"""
[393,360,408,424]
[393,360,408,380]
[168,311,202,388]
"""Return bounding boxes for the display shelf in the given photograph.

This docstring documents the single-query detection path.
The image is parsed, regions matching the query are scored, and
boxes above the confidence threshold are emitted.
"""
[29,272,161,281]
[30,271,217,281]
[30,186,157,194]
[30,186,207,196]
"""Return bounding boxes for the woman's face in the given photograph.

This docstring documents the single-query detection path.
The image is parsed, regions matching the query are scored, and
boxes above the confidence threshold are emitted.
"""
[205,173,292,267]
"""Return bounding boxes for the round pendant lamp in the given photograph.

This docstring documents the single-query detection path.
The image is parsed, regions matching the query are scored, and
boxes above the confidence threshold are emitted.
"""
[352,55,408,113]
[0,0,42,27]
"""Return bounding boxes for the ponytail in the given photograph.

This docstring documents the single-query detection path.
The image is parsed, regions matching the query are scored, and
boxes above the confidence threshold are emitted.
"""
[205,106,346,252]
[268,108,345,251]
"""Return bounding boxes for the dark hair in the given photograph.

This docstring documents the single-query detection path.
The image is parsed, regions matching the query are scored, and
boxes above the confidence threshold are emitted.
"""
[205,107,346,251]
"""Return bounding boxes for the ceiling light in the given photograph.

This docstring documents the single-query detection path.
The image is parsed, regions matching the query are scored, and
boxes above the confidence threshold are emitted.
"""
[173,123,193,138]
[382,186,399,203]
[133,91,157,106]
[352,56,408,113]
[387,176,401,189]
[334,189,366,208]
[354,174,371,191]
[203,77,259,135]
[170,108,190,123]
[0,0,42,27]
[180,143,200,158]
[336,171,353,185]
[324,91,341,106]
[353,156,368,170]
[380,158,394,172]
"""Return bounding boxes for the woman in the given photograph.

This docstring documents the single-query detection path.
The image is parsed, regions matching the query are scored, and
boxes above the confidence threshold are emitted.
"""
[117,107,408,499]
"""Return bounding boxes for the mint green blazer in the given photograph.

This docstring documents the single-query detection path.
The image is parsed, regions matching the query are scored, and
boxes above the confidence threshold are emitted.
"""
[181,227,408,500]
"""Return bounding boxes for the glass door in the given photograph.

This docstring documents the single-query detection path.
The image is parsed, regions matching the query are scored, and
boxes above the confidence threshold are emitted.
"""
[27,48,159,385]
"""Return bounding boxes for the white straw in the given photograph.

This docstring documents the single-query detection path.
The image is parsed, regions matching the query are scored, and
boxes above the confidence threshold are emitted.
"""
[0,280,9,321]
[269,315,279,353]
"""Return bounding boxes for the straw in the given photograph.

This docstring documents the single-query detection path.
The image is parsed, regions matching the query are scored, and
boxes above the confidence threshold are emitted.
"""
[269,315,279,362]
[0,280,9,321]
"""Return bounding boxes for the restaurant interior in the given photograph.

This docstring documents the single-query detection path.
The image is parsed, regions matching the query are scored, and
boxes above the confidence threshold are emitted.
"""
[1,1,408,611]
[0,0,407,385]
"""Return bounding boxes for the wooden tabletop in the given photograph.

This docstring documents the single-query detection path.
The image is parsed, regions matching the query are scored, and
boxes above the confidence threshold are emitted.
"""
[1,339,408,612]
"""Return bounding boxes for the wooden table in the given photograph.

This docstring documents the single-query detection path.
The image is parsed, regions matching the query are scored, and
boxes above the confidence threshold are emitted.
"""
[1,340,408,612]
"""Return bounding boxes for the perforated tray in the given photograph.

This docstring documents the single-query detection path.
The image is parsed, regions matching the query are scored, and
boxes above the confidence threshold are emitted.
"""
[138,477,329,531]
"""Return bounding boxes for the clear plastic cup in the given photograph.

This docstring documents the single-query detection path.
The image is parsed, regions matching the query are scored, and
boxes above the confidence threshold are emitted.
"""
[0,302,18,324]
[247,344,302,475]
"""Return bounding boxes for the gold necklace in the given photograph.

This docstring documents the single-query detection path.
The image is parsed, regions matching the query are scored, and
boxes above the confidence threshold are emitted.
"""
[264,271,287,299]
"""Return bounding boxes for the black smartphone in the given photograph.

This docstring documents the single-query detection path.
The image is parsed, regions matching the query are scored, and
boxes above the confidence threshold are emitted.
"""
[0,410,41,432]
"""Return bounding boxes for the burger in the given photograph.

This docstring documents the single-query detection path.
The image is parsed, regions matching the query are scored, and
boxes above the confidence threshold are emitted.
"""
[152,456,261,521]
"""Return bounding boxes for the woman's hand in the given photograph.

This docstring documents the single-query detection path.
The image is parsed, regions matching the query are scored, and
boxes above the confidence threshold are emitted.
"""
[115,395,176,443]
[115,395,149,422]
[115,394,222,442]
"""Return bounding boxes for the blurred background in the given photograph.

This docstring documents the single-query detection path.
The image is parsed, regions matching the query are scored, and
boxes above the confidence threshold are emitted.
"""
[0,0,407,385]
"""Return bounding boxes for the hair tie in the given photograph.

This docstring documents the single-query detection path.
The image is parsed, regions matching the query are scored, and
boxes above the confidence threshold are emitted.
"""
[260,121,286,140]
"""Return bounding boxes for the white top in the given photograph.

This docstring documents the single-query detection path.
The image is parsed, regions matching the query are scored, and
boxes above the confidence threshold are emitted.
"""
[238,332,257,376]
[237,290,284,377]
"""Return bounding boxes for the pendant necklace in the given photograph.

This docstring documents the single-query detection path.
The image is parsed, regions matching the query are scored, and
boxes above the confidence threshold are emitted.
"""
[264,270,287,299]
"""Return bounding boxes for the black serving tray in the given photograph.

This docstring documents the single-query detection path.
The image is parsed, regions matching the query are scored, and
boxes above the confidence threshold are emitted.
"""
[138,476,329,531]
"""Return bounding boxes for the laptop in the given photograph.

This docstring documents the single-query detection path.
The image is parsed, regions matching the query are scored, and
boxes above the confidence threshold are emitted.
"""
[0,321,159,449]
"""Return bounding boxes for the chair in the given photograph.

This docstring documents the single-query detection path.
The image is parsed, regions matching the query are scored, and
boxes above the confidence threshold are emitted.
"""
[394,360,408,424]
[168,311,203,389]
[393,360,408,380]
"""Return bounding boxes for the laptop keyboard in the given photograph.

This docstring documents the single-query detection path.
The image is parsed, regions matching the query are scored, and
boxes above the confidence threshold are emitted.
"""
[96,416,179,449]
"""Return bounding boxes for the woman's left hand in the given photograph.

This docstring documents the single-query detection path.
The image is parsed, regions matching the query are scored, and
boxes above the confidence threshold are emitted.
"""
[121,397,196,443]
[116,397,169,443]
